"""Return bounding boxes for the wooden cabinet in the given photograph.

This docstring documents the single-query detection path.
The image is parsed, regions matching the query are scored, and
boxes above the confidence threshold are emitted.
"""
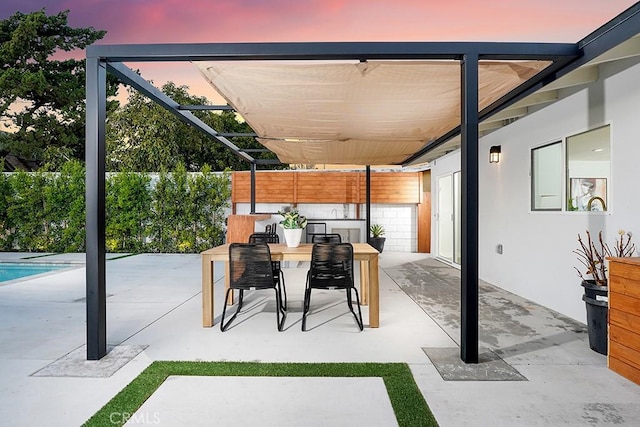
[231,171,422,204]
[226,214,271,243]
[608,257,640,385]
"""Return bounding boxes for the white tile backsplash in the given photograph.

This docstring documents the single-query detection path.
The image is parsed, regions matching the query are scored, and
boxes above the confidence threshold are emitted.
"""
[234,202,417,252]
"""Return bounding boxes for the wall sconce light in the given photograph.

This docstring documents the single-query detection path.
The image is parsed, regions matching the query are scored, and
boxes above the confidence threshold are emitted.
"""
[489,145,501,163]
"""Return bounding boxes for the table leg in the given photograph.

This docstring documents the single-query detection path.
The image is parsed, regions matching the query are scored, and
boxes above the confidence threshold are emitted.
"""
[225,262,234,305]
[202,255,214,327]
[360,260,369,305]
[369,255,379,328]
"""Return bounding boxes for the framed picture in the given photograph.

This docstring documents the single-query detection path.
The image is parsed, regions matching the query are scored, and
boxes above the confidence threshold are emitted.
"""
[570,178,607,211]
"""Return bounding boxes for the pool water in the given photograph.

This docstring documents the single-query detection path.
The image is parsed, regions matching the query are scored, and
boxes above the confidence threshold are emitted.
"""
[0,263,70,282]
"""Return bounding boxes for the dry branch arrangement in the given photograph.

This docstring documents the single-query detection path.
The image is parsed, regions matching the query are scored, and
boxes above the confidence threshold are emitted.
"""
[574,230,635,286]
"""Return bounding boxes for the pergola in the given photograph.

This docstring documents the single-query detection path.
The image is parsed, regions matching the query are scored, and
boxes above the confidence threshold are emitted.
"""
[85,3,640,362]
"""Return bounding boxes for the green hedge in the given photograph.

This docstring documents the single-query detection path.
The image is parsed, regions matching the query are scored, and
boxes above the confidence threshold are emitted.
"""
[0,161,230,253]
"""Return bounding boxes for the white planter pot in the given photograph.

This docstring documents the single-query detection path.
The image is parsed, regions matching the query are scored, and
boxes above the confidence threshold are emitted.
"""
[283,228,303,248]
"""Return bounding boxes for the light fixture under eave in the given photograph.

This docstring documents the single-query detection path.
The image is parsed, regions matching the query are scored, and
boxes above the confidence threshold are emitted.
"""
[489,145,501,163]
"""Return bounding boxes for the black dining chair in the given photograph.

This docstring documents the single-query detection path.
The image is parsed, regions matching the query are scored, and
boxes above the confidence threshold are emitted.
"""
[221,243,286,331]
[311,233,342,244]
[302,242,363,331]
[248,232,287,310]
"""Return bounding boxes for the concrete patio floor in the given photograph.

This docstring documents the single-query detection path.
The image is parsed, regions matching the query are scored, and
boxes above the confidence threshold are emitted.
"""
[1,251,639,426]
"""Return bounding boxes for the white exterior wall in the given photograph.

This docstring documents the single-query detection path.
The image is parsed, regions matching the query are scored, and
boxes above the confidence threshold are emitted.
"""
[431,57,640,322]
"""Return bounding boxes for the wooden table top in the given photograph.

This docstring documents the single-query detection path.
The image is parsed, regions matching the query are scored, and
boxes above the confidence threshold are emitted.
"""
[202,243,379,260]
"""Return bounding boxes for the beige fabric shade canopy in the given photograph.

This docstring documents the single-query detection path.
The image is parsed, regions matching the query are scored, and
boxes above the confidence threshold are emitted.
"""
[198,60,549,165]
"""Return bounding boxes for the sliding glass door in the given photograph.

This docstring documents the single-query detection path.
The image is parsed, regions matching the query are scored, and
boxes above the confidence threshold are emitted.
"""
[437,171,461,266]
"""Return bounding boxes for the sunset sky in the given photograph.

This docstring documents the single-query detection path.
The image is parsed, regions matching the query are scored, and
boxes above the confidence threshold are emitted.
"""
[1,0,637,103]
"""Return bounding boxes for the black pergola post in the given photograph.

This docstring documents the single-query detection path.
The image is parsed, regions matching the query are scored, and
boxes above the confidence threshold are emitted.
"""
[250,163,256,214]
[460,52,479,363]
[85,57,107,360]
[366,165,371,242]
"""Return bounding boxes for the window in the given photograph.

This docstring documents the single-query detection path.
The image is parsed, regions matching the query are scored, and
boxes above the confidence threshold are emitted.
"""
[566,126,610,211]
[530,125,610,212]
[531,141,562,211]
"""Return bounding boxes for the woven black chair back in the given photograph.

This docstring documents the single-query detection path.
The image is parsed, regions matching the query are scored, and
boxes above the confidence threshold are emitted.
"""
[248,232,280,244]
[311,233,342,244]
[309,242,353,288]
[229,243,275,290]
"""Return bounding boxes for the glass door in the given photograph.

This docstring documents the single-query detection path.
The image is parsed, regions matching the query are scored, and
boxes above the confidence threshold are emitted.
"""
[437,172,461,266]
[437,174,453,262]
[453,171,461,265]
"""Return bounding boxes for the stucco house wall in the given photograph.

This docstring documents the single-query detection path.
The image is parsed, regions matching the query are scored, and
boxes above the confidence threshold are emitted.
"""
[431,56,640,323]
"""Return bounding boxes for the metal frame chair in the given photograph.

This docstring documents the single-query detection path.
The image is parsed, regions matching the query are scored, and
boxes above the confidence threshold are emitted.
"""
[302,242,363,331]
[305,222,327,243]
[221,243,286,331]
[248,232,287,310]
[311,233,342,244]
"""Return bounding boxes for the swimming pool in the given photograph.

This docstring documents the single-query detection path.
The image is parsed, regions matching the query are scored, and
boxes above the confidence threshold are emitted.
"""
[0,263,72,283]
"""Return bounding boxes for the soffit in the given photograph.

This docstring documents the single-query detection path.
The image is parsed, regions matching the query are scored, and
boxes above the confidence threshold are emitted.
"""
[197,60,549,165]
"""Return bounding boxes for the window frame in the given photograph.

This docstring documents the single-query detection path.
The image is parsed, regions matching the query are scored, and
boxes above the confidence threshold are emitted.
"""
[529,124,611,213]
[530,140,563,212]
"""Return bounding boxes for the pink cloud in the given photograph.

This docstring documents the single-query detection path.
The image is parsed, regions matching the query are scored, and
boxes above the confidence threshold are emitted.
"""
[3,0,633,44]
[2,0,637,102]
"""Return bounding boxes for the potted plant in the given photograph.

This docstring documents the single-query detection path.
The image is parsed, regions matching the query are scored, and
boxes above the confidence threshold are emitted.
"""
[368,224,386,253]
[574,229,635,354]
[278,208,307,247]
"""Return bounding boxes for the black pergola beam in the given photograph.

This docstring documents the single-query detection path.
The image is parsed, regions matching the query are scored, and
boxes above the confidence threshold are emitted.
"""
[178,104,234,111]
[106,62,254,164]
[254,159,282,165]
[88,41,577,63]
[218,133,258,137]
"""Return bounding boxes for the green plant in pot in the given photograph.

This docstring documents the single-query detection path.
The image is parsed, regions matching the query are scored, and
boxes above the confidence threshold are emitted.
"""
[369,224,386,253]
[574,229,635,355]
[278,208,307,247]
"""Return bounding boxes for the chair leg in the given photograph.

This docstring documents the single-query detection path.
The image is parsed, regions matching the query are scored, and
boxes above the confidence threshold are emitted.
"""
[346,288,364,331]
[220,288,242,332]
[278,270,287,311]
[274,286,287,331]
[301,287,312,331]
[302,272,310,331]
[237,289,244,311]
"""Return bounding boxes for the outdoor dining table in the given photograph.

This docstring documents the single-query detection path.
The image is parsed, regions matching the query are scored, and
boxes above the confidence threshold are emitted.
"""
[201,242,380,328]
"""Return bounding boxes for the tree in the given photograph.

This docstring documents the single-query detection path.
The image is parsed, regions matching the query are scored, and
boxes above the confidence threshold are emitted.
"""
[0,9,119,169]
[106,82,281,172]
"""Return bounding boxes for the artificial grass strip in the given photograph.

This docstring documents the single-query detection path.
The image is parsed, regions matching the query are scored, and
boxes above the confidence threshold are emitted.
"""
[83,361,438,427]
